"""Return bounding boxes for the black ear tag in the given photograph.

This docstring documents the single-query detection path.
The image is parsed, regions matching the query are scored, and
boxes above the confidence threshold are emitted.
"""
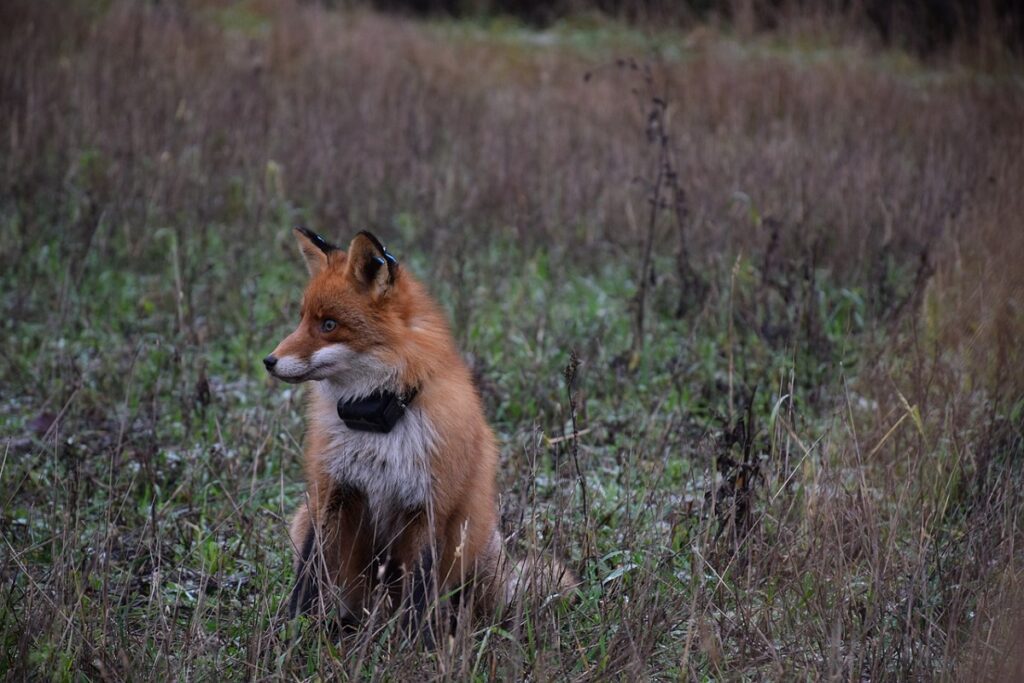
[337,391,406,433]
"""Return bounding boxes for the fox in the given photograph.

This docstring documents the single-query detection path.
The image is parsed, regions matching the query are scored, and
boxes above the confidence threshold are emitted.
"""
[264,227,577,641]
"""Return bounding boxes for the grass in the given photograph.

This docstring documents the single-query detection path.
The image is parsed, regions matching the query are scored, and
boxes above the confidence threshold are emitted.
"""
[2,0,1024,679]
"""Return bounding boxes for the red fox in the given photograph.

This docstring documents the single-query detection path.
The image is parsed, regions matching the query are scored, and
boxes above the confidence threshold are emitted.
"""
[265,228,576,639]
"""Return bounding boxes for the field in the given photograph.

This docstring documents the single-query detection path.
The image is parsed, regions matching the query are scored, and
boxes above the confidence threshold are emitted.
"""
[2,1,1024,680]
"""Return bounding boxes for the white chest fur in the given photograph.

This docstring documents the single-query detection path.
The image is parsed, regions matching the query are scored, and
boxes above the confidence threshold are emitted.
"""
[310,383,436,526]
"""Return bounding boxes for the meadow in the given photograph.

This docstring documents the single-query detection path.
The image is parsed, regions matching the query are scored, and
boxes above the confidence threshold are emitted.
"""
[2,1,1023,679]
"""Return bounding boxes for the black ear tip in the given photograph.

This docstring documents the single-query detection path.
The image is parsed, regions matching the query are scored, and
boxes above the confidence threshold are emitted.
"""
[353,231,400,285]
[354,230,399,267]
[355,230,387,254]
[296,226,337,254]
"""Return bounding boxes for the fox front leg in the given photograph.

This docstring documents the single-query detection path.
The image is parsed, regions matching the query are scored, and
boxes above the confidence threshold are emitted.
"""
[391,510,442,648]
[402,545,440,649]
[289,483,368,625]
[289,523,322,618]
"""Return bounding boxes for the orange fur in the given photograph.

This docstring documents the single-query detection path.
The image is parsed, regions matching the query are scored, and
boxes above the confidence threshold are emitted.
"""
[267,229,575,629]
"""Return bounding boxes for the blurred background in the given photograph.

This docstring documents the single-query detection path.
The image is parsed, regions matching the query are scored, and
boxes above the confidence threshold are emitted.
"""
[345,0,1024,56]
[2,0,1023,679]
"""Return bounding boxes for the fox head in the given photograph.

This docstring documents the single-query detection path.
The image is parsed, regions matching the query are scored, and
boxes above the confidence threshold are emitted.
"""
[264,228,410,396]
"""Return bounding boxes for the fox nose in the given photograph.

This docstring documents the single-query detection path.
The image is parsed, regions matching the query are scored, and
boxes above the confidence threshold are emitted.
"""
[263,355,278,371]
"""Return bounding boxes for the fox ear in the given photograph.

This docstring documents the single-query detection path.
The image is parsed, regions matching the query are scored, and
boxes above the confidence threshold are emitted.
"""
[345,231,397,297]
[293,227,337,276]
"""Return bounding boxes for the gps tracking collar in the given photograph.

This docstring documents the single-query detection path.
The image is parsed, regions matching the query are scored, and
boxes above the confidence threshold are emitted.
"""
[337,387,419,434]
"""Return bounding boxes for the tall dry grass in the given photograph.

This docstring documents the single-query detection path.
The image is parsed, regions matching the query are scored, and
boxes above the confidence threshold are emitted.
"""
[1,0,1023,679]
[4,2,1018,281]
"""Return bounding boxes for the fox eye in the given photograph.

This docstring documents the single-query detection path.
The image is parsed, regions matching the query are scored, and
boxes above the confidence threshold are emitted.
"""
[321,318,337,333]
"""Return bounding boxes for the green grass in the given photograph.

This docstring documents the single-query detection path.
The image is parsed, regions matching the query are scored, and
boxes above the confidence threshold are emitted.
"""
[2,2,1023,679]
[0,220,931,679]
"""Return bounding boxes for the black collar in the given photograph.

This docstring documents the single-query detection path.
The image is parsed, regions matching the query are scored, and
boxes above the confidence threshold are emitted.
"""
[337,387,419,434]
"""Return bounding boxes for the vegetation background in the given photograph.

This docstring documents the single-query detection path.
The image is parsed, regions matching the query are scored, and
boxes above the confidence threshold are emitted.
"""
[2,0,1023,679]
